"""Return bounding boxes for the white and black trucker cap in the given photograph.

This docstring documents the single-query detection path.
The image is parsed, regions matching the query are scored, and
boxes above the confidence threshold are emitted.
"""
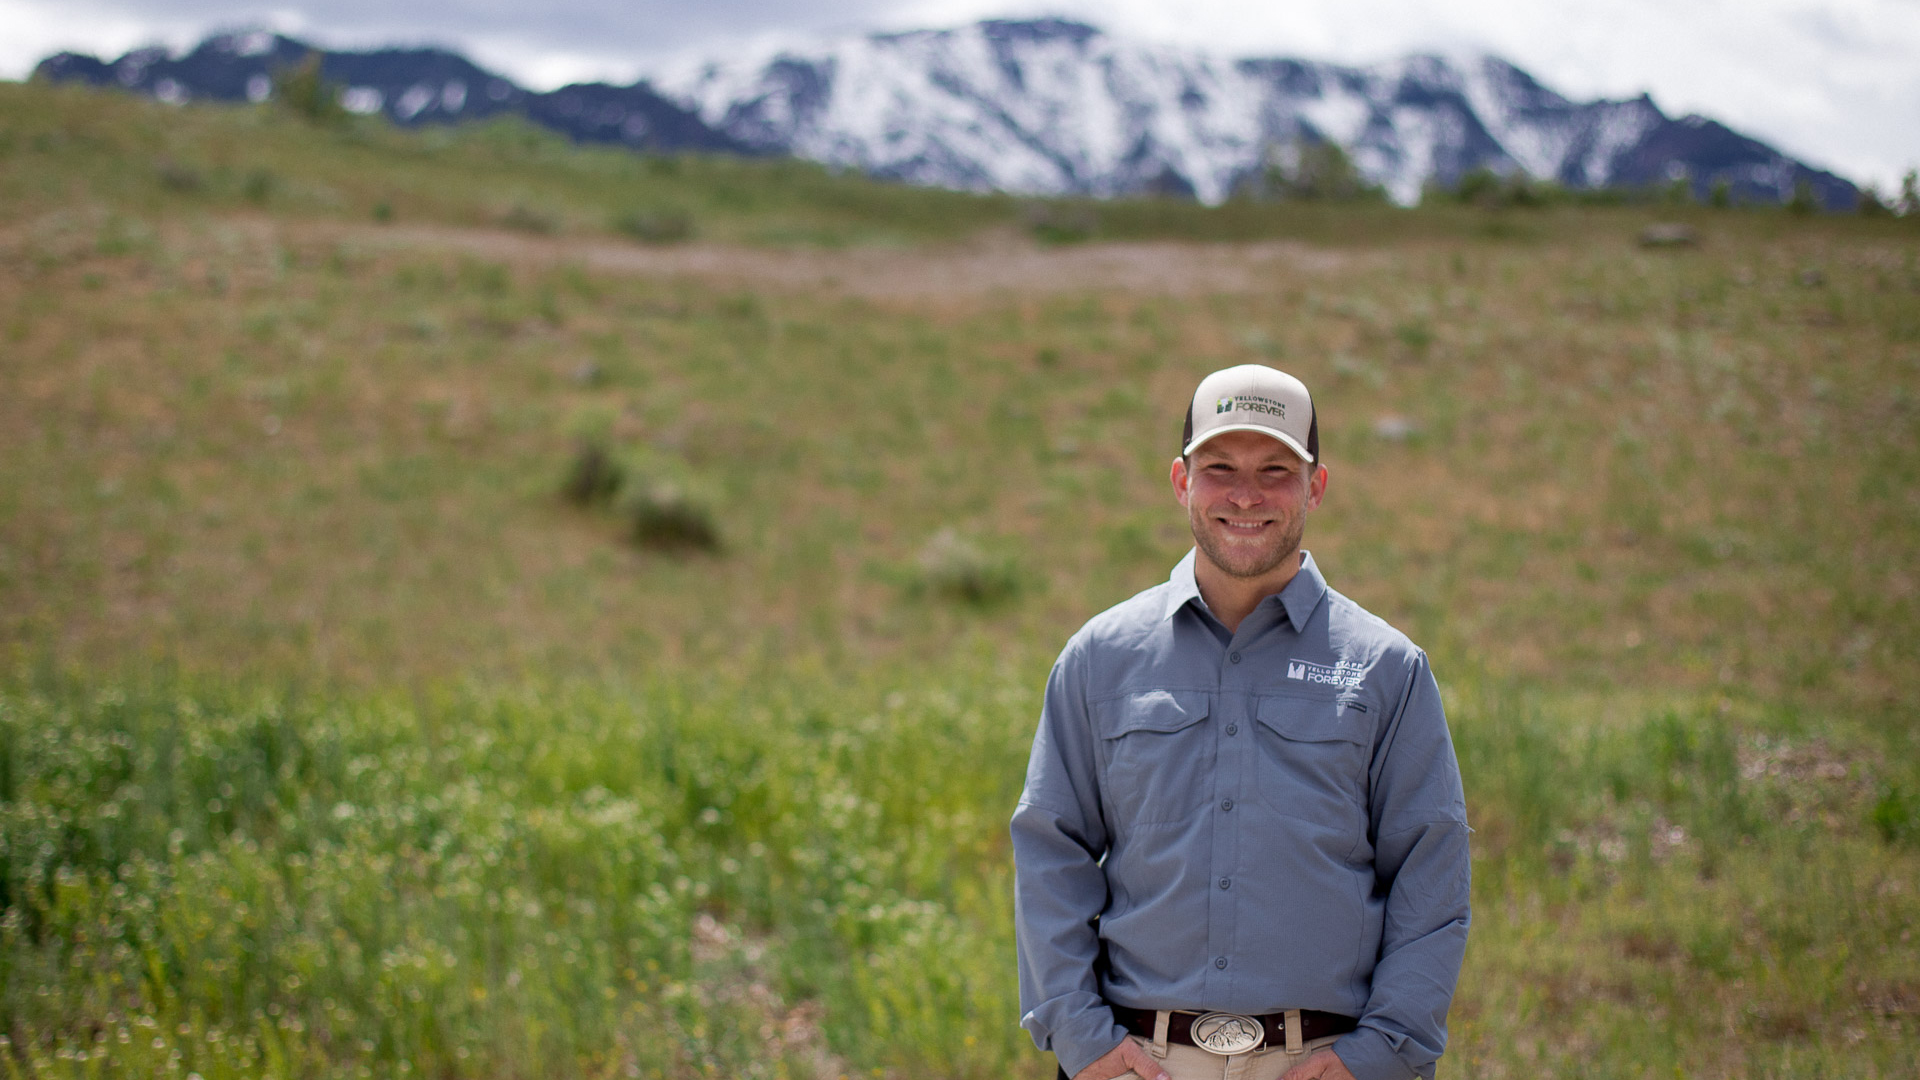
[1181,364,1318,463]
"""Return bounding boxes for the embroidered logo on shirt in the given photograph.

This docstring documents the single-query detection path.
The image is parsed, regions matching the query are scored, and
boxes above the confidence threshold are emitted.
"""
[1286,658,1365,688]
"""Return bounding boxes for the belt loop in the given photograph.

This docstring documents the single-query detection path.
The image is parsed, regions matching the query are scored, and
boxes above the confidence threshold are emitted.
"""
[1151,1011,1171,1058]
[1283,1010,1303,1055]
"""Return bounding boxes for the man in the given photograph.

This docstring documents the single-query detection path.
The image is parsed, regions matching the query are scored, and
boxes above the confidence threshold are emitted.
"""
[1012,364,1470,1080]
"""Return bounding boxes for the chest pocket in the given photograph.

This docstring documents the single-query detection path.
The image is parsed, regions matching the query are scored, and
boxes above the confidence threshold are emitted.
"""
[1252,694,1371,829]
[1094,690,1213,827]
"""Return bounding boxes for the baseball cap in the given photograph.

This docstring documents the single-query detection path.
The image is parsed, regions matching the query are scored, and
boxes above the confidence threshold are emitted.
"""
[1181,364,1318,463]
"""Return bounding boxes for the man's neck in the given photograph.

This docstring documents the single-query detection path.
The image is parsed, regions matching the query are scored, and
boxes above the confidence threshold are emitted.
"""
[1193,549,1303,634]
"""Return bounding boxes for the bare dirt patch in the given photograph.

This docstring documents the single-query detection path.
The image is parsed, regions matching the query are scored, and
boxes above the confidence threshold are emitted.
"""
[296,220,1363,301]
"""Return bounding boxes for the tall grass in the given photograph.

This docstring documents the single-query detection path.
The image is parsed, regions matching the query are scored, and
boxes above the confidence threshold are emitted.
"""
[2,666,1914,1079]
[0,669,1034,1080]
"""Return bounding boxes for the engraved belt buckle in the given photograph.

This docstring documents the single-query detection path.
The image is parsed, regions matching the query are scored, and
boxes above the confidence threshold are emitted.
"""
[1191,1012,1265,1056]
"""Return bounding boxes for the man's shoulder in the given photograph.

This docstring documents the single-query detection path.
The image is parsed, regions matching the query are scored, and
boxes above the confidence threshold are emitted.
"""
[1317,582,1425,666]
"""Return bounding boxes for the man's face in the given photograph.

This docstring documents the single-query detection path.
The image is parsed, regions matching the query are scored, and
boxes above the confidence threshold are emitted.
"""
[1172,430,1326,581]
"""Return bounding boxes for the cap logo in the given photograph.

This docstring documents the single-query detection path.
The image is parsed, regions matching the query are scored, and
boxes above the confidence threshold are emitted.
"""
[1216,394,1287,419]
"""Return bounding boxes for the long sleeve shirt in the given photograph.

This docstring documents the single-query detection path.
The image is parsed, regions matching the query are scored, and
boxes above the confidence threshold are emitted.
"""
[1012,551,1470,1080]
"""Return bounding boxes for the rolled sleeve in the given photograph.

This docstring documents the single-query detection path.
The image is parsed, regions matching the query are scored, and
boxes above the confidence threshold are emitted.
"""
[1335,651,1471,1080]
[1012,638,1127,1078]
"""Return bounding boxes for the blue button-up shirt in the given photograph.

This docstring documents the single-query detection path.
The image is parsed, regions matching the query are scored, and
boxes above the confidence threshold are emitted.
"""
[1013,551,1470,1080]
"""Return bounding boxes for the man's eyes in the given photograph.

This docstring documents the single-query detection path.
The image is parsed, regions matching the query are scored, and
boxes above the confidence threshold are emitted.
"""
[1203,465,1295,477]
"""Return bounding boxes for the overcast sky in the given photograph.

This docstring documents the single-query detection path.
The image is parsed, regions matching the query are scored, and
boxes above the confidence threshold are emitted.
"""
[4,0,1916,193]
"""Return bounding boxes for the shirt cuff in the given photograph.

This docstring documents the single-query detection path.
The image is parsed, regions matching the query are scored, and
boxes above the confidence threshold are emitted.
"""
[1331,1026,1421,1080]
[1052,1016,1131,1080]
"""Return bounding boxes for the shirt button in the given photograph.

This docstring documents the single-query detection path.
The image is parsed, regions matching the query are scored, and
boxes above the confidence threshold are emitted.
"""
[1219,877,1231,890]
[1229,651,1242,664]
[1221,799,1234,811]
[1215,957,1228,970]
[1226,723,1238,736]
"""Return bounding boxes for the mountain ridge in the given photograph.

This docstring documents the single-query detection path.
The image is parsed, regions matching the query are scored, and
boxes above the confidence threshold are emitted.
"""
[34,20,1857,209]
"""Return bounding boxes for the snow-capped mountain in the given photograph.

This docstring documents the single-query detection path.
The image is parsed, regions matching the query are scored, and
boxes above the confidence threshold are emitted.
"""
[653,19,1852,207]
[35,19,1856,209]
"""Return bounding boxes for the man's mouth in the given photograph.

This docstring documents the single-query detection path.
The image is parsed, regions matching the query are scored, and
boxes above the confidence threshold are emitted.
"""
[1217,517,1271,535]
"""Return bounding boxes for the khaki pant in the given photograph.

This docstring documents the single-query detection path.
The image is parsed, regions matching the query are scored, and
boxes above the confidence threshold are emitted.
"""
[1126,1011,1343,1080]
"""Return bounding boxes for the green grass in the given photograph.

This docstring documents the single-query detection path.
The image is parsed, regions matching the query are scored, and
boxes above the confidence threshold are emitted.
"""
[0,668,1034,1080]
[3,668,1913,1079]
[1,79,1917,1079]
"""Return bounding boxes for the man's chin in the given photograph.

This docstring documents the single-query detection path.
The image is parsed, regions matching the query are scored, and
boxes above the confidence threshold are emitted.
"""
[1193,535,1297,581]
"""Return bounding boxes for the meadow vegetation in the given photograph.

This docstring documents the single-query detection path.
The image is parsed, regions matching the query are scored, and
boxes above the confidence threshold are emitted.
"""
[1,80,1917,1078]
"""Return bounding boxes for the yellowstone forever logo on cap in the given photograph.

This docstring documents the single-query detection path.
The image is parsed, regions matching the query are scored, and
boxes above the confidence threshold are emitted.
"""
[1216,394,1287,419]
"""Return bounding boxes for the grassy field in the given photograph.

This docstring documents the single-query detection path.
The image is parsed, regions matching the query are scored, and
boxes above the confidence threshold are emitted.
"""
[2,80,1918,1078]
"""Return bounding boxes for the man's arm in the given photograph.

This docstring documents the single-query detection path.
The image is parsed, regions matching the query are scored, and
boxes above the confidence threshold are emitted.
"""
[1330,650,1472,1080]
[1012,638,1132,1080]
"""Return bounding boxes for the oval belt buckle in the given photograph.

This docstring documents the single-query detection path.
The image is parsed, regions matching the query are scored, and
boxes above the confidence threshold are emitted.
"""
[1191,1012,1265,1055]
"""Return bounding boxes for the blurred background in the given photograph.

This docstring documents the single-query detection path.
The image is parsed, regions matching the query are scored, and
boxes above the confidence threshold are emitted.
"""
[0,4,1916,1078]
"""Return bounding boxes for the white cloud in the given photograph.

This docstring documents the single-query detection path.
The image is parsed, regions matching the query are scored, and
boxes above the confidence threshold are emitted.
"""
[0,0,189,75]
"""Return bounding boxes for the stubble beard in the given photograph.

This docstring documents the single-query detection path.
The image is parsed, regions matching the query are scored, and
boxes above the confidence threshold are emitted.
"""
[1188,500,1305,581]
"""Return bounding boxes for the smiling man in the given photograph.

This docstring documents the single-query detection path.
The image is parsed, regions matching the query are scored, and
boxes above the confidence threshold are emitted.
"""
[1012,364,1471,1080]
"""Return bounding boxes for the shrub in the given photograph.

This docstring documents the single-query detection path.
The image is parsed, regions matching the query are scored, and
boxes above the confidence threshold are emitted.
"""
[1393,319,1433,354]
[1786,180,1819,216]
[624,482,721,553]
[242,168,276,203]
[914,529,1022,606]
[156,159,202,192]
[560,440,623,506]
[1447,166,1557,209]
[273,53,348,126]
[1453,167,1504,206]
[614,207,695,244]
[1023,202,1097,244]
[1259,139,1386,203]
[1872,784,1917,845]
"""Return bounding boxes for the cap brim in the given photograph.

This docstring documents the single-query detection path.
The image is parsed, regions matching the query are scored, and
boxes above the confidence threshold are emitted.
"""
[1183,424,1314,463]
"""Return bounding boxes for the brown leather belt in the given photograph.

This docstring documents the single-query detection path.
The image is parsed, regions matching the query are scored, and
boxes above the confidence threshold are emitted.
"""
[1112,1005,1357,1052]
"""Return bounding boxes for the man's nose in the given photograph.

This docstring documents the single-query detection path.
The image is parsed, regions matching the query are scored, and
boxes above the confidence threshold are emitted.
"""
[1226,482,1262,507]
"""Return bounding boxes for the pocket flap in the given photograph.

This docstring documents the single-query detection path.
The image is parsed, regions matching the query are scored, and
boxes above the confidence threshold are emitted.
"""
[1254,695,1369,744]
[1095,690,1209,738]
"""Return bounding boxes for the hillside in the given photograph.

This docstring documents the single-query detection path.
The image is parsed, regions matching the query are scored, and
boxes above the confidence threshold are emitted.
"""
[1,79,1917,1080]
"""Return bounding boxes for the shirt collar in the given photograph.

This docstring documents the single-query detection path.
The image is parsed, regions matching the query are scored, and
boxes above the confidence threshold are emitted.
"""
[1162,549,1204,621]
[1163,548,1329,631]
[1278,550,1330,631]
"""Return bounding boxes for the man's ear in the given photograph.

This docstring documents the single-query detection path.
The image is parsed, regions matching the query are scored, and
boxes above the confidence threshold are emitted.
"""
[1170,457,1191,507]
[1307,463,1327,509]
